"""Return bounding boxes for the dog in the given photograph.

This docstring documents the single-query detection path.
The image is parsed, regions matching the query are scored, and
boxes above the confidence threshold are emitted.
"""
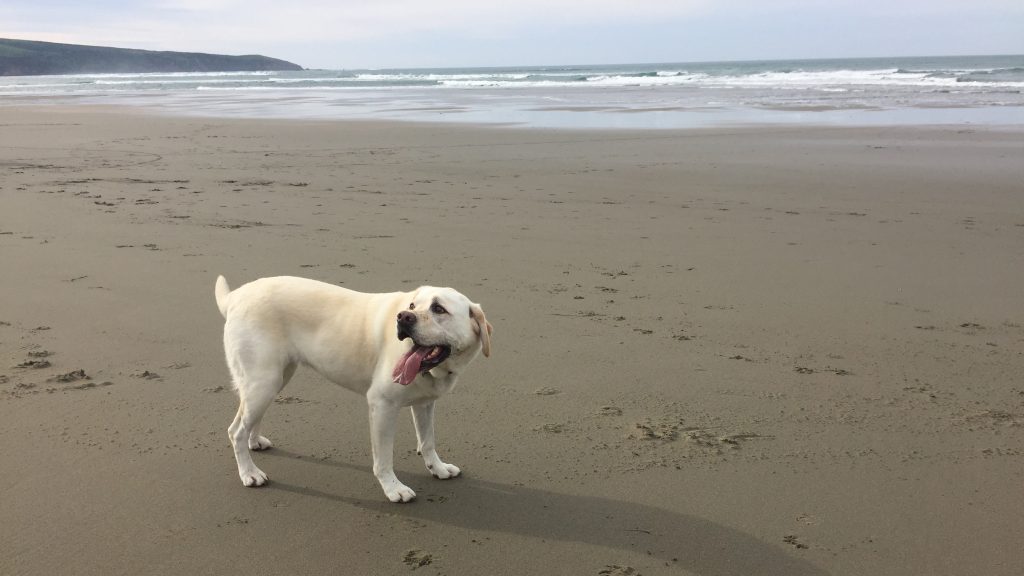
[214,275,492,502]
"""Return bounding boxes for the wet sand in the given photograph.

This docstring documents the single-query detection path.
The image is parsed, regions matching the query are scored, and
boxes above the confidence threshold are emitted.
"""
[2,107,1023,575]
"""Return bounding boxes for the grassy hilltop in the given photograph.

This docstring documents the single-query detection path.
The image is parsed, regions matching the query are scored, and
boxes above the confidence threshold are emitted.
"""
[0,38,303,76]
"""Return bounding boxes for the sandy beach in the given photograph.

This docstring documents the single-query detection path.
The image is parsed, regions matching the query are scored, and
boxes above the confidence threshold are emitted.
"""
[2,106,1023,575]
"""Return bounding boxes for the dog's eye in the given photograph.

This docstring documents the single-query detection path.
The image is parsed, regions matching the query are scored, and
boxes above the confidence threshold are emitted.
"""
[431,303,447,315]
[409,303,415,310]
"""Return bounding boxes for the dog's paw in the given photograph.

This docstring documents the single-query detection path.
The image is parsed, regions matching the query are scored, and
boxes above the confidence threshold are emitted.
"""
[383,482,417,503]
[249,435,273,451]
[428,462,461,480]
[239,467,269,487]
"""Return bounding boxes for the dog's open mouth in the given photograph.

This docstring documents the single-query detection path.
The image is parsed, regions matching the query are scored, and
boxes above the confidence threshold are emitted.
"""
[392,344,451,385]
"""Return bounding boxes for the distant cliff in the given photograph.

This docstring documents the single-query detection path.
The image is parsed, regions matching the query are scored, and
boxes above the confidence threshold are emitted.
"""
[0,38,303,76]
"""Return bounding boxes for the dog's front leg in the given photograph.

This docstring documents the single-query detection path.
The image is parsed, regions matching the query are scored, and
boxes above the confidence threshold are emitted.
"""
[411,401,461,479]
[368,397,416,503]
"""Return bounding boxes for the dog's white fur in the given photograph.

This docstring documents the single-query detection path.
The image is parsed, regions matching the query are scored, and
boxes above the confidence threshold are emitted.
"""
[215,275,492,502]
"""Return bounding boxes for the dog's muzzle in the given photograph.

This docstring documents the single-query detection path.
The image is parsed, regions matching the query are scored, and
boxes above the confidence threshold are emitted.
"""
[393,311,451,385]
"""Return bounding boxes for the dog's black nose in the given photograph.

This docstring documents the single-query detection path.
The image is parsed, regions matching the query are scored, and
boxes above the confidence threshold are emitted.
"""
[397,311,416,341]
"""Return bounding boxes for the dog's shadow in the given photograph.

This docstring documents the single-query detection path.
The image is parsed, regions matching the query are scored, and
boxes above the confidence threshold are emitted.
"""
[265,449,827,576]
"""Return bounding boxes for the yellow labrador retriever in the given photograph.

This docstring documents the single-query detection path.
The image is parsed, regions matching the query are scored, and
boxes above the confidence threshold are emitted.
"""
[214,275,492,502]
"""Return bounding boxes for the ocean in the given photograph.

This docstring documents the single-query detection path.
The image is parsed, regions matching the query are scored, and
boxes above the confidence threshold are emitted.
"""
[1,55,1022,128]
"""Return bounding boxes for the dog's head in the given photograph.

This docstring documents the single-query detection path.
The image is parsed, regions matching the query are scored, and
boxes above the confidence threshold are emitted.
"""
[392,286,492,385]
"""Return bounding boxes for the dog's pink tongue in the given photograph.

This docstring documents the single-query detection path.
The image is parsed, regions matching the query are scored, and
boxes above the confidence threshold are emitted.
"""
[393,346,429,385]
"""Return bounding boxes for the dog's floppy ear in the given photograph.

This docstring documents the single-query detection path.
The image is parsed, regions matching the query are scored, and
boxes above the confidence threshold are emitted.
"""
[470,303,493,358]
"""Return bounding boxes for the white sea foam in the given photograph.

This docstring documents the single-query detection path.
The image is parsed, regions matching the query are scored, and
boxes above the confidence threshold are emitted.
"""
[2,56,1022,128]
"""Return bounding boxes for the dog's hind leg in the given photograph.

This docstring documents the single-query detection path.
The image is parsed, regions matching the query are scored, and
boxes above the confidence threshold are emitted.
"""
[247,361,297,451]
[227,366,286,487]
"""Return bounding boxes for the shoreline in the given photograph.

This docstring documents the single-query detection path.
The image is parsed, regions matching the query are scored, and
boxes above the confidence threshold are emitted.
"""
[3,87,1024,130]
[4,55,1022,130]
[3,106,1023,576]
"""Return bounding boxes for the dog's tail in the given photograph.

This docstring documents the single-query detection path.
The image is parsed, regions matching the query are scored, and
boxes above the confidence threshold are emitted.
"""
[215,275,232,318]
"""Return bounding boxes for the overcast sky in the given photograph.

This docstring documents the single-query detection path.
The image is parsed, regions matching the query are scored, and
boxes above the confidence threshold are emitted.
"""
[2,1,1022,69]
